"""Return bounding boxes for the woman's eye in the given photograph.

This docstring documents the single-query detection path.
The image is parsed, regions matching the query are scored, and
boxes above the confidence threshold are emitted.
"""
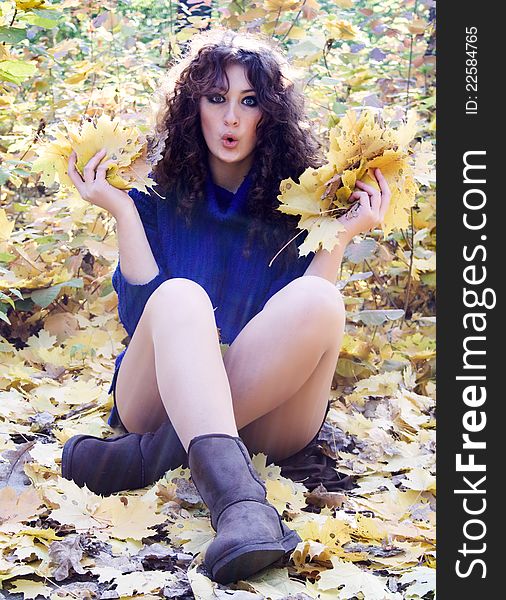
[206,94,257,106]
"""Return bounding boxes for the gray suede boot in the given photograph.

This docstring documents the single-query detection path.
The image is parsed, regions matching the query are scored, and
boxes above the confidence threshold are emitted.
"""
[61,418,188,496]
[188,433,301,584]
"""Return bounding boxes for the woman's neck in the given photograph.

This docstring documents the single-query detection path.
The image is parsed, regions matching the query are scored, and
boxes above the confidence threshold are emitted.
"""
[208,154,254,193]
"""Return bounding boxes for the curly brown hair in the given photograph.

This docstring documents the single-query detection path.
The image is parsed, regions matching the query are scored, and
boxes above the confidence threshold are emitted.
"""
[148,27,325,269]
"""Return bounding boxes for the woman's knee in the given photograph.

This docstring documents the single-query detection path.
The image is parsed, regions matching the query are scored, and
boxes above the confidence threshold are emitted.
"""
[145,278,215,319]
[283,275,345,331]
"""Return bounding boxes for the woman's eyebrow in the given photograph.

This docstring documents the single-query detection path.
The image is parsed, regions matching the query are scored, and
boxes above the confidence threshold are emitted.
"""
[212,87,256,94]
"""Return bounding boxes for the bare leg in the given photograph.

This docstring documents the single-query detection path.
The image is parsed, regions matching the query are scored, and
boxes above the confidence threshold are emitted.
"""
[114,276,344,459]
[116,278,237,450]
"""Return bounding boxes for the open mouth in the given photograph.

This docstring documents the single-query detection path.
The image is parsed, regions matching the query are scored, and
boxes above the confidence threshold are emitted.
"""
[222,136,239,148]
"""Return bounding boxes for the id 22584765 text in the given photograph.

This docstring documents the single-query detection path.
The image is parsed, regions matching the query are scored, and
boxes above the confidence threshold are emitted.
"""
[465,26,479,115]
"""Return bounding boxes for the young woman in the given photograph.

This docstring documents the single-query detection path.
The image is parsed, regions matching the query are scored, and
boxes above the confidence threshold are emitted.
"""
[62,28,390,584]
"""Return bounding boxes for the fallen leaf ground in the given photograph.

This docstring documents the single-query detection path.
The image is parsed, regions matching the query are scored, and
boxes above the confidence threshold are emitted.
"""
[0,2,435,598]
[0,302,435,599]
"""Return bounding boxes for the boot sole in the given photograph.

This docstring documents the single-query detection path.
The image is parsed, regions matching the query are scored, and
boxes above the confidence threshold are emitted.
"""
[209,529,301,584]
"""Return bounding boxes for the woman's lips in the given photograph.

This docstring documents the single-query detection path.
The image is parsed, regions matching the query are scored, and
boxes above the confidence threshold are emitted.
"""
[222,138,239,149]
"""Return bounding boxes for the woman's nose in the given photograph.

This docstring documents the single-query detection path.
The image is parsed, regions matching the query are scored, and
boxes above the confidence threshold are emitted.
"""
[224,103,239,126]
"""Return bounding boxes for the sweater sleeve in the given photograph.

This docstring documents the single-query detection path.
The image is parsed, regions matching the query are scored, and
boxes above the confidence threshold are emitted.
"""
[111,188,169,337]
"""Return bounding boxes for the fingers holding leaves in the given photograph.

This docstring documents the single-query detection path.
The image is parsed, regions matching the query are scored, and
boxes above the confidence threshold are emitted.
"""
[373,168,392,222]
[355,178,381,222]
[353,168,391,227]
[59,137,130,216]
[95,157,116,181]
[68,148,108,175]
[356,190,379,227]
[347,190,370,215]
[339,168,393,238]
[66,148,118,205]
[68,149,80,176]
[83,149,107,183]
[67,150,85,196]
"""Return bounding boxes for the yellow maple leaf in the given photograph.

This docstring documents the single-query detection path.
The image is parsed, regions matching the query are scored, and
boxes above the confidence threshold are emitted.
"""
[45,477,104,530]
[367,151,418,234]
[96,494,167,540]
[0,487,43,533]
[46,477,166,539]
[316,556,391,597]
[15,0,46,10]
[264,478,307,513]
[353,514,389,543]
[277,167,329,219]
[113,571,179,597]
[26,441,61,469]
[253,453,311,512]
[351,489,426,522]
[353,371,403,396]
[402,468,436,493]
[330,410,375,438]
[263,0,302,11]
[295,514,352,548]
[298,215,346,256]
[251,453,283,480]
[7,579,53,600]
[16,527,63,542]
[325,16,359,40]
[0,209,14,241]
[166,516,214,555]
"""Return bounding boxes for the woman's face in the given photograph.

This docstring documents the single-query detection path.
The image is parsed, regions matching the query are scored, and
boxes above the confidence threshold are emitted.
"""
[199,63,262,171]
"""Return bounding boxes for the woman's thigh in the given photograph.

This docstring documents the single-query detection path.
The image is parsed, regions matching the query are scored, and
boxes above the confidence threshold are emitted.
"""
[224,276,345,461]
[237,343,340,463]
[113,277,219,434]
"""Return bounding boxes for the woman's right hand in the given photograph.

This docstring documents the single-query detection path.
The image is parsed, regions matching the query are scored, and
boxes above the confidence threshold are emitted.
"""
[67,148,132,218]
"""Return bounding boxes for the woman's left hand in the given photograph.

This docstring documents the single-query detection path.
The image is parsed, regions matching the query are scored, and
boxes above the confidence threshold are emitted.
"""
[337,168,391,241]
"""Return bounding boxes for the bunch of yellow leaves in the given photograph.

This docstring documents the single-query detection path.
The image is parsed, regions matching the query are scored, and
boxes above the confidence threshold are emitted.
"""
[31,114,154,195]
[277,108,422,257]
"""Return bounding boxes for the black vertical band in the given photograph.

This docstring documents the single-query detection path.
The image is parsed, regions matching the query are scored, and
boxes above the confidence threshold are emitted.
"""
[438,3,500,594]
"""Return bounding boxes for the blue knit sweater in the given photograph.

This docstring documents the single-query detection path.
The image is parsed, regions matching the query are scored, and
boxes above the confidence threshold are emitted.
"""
[106,168,315,427]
